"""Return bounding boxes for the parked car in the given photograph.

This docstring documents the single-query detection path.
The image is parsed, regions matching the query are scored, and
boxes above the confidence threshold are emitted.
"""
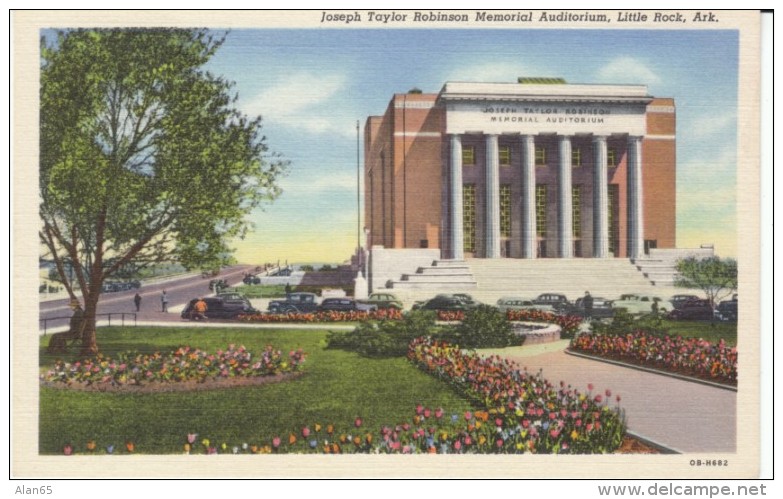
[563,296,615,319]
[101,280,141,293]
[242,275,261,285]
[496,297,555,313]
[209,279,229,292]
[612,294,664,315]
[217,292,252,309]
[412,294,474,312]
[452,293,481,308]
[181,297,257,320]
[667,299,714,320]
[359,292,404,310]
[267,292,319,314]
[669,294,701,310]
[319,298,377,312]
[715,297,738,322]
[531,293,570,312]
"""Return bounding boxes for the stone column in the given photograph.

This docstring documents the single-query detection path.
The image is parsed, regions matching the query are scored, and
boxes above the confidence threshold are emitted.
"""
[593,135,609,258]
[521,134,536,259]
[449,134,464,260]
[558,135,573,258]
[627,135,645,259]
[485,134,501,258]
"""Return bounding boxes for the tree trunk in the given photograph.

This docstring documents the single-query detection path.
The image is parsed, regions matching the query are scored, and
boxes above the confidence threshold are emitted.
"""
[79,290,100,357]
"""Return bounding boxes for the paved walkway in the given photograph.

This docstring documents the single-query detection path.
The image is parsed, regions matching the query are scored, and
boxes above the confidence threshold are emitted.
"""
[480,341,736,454]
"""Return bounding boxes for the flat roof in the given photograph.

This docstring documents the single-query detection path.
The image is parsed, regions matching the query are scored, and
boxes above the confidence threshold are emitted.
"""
[438,81,653,104]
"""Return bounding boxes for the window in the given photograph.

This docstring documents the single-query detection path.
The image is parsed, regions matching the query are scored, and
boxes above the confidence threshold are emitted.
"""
[463,184,476,253]
[536,184,547,237]
[607,147,618,167]
[572,185,582,238]
[535,146,547,166]
[499,146,511,166]
[500,184,512,238]
[572,147,582,167]
[462,146,475,165]
[608,184,619,255]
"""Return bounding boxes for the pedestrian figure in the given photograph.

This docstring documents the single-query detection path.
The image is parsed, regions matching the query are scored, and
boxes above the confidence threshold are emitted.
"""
[47,299,86,353]
[583,291,594,319]
[192,297,208,321]
[285,282,292,300]
[133,293,142,312]
[651,299,659,316]
[161,290,168,313]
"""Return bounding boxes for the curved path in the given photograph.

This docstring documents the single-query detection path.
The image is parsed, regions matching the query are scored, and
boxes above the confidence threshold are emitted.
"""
[482,341,736,453]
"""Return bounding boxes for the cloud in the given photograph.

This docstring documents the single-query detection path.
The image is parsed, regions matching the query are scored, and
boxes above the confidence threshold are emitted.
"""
[682,110,736,140]
[596,57,661,85]
[443,62,540,84]
[279,172,358,195]
[244,71,357,137]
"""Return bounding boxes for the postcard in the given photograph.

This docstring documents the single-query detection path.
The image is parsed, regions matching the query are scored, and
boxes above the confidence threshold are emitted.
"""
[12,9,767,480]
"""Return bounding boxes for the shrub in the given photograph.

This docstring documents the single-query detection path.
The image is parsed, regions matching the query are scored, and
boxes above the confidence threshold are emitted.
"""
[438,305,518,349]
[326,310,438,357]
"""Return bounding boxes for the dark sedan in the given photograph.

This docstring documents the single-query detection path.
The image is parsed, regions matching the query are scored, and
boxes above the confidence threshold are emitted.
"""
[181,297,257,320]
[318,298,377,312]
[667,299,714,320]
[412,294,473,312]
[267,292,319,314]
[564,296,615,319]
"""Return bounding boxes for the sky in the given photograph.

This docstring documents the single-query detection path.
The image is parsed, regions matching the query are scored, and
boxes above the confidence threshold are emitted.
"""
[201,28,738,264]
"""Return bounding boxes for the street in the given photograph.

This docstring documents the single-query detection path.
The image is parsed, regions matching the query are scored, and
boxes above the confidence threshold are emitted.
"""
[39,265,257,333]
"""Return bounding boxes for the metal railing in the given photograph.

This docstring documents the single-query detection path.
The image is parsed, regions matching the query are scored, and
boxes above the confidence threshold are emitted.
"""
[40,313,137,335]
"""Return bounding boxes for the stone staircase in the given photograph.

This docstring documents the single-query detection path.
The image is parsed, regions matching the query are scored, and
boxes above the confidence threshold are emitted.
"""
[390,259,477,291]
[386,257,685,308]
[632,247,716,287]
[466,258,673,305]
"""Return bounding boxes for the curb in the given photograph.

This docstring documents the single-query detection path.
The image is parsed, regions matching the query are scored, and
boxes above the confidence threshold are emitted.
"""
[625,430,682,454]
[564,349,738,392]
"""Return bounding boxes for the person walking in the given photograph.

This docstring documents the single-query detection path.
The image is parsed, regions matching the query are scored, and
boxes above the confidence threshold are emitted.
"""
[285,282,292,300]
[133,293,142,312]
[583,291,594,320]
[161,290,169,313]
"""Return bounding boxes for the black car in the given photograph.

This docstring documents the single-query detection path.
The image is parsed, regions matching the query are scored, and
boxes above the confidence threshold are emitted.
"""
[532,293,570,312]
[267,292,319,314]
[564,296,614,319]
[413,294,472,312]
[181,297,257,320]
[667,299,714,320]
[669,294,701,310]
[715,298,738,322]
[319,298,377,312]
[242,275,261,285]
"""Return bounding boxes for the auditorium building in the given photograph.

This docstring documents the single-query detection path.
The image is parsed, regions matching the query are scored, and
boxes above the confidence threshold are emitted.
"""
[364,78,676,262]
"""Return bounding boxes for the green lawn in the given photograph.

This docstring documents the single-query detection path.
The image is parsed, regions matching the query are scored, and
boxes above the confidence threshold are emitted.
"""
[231,284,286,298]
[658,319,738,346]
[39,327,473,454]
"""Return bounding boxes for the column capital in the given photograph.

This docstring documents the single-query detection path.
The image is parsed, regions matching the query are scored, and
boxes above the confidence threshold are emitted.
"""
[627,135,644,143]
[593,134,609,143]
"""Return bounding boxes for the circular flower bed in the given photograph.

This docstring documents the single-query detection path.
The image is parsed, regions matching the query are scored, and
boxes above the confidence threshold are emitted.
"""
[40,344,307,389]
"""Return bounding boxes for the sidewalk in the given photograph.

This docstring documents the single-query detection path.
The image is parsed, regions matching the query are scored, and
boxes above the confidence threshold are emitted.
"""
[481,341,736,454]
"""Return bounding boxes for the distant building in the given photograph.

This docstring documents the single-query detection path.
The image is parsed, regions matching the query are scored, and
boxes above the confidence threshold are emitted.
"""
[364,78,676,260]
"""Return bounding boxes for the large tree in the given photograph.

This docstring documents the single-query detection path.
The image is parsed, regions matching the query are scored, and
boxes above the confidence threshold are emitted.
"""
[675,256,738,307]
[40,29,286,355]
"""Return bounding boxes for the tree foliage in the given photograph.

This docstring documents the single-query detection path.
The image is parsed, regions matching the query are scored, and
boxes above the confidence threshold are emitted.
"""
[675,256,738,307]
[40,28,287,354]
